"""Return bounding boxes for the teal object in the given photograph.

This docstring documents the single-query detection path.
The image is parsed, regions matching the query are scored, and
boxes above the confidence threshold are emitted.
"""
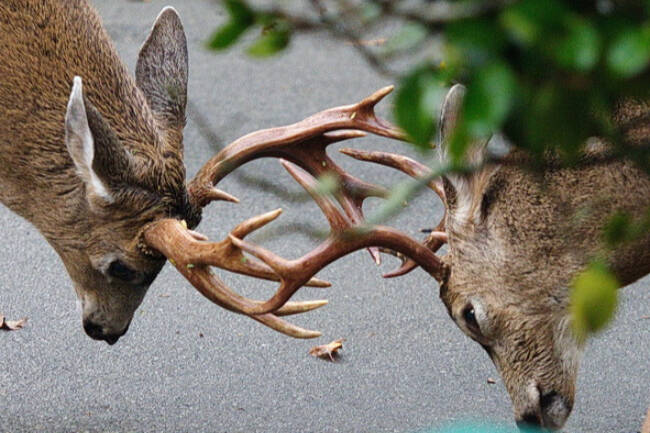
[423,420,544,433]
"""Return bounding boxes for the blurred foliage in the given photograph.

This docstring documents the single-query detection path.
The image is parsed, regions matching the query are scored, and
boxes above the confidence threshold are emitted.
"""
[209,0,649,166]
[570,260,619,341]
[603,207,650,247]
[208,0,650,338]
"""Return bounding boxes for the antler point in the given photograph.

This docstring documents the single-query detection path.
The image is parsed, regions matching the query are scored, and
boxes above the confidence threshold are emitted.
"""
[207,187,240,204]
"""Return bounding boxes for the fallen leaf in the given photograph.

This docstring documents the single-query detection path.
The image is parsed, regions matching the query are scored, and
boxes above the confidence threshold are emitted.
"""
[487,377,496,384]
[309,338,345,362]
[0,315,28,331]
[642,407,650,433]
[159,294,171,298]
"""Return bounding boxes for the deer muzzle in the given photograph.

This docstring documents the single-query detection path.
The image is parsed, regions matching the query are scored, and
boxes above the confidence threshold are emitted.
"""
[82,318,131,345]
[515,383,573,431]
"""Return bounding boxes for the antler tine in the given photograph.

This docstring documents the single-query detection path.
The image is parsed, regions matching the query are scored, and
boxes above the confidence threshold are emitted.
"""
[196,210,330,287]
[143,218,329,338]
[187,86,403,211]
[279,154,386,264]
[204,187,240,204]
[280,159,350,231]
[339,148,449,277]
[350,85,407,141]
[339,148,444,199]
[226,162,448,315]
[270,299,329,316]
[252,313,322,339]
[230,208,284,239]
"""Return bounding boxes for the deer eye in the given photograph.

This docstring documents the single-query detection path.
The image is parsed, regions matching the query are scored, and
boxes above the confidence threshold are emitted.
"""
[107,260,137,282]
[462,304,481,334]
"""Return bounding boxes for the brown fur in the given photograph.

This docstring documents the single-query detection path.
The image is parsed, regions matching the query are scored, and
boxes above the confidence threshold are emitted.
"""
[438,85,650,429]
[0,0,196,342]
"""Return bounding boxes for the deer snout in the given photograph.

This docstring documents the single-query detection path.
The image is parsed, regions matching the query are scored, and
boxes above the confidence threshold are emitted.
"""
[83,318,130,345]
[515,385,573,431]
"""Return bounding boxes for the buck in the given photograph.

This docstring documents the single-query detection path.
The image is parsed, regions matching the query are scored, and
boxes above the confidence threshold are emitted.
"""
[0,0,448,343]
[1,1,648,431]
[345,87,650,431]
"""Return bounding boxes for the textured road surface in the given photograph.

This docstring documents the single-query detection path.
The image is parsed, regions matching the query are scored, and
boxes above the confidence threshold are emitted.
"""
[0,1,648,432]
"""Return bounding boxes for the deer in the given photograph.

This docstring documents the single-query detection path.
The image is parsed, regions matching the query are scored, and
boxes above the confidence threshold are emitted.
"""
[1,1,648,431]
[0,2,451,345]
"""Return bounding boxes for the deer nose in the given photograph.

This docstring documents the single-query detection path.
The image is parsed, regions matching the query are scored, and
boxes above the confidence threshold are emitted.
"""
[82,319,125,345]
[516,412,544,431]
[539,391,572,429]
[516,390,572,431]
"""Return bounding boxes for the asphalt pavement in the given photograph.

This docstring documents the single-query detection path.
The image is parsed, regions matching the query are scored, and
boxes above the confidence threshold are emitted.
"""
[0,1,648,432]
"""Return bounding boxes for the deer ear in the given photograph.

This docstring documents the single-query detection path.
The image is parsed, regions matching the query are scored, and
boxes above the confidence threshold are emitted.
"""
[136,7,188,140]
[439,83,466,143]
[65,76,114,205]
[65,77,137,209]
[438,83,489,165]
[438,84,492,225]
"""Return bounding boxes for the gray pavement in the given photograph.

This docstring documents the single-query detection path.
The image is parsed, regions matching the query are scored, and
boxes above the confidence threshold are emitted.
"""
[0,1,648,432]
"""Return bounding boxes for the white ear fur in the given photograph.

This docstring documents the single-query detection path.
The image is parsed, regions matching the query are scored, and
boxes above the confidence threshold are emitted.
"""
[439,84,466,145]
[65,76,112,203]
[438,84,489,168]
[438,84,492,225]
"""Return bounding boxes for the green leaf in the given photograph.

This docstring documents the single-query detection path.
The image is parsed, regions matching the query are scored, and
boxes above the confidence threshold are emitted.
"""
[570,261,619,341]
[500,0,566,46]
[208,21,252,50]
[603,211,632,247]
[383,22,427,55]
[247,24,291,57]
[207,0,255,50]
[553,17,600,72]
[603,209,650,247]
[447,18,506,65]
[607,26,650,77]
[223,0,255,23]
[463,62,516,137]
[516,84,600,158]
[394,66,447,149]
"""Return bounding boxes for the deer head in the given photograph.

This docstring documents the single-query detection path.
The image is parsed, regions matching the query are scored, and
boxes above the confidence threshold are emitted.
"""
[387,85,646,430]
[43,1,446,346]
[57,7,195,344]
[309,85,648,430]
[434,85,579,430]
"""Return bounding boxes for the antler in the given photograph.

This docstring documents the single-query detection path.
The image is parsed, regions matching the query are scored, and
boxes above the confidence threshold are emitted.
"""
[188,86,405,264]
[227,160,447,315]
[142,86,449,338]
[339,148,447,277]
[144,213,330,338]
